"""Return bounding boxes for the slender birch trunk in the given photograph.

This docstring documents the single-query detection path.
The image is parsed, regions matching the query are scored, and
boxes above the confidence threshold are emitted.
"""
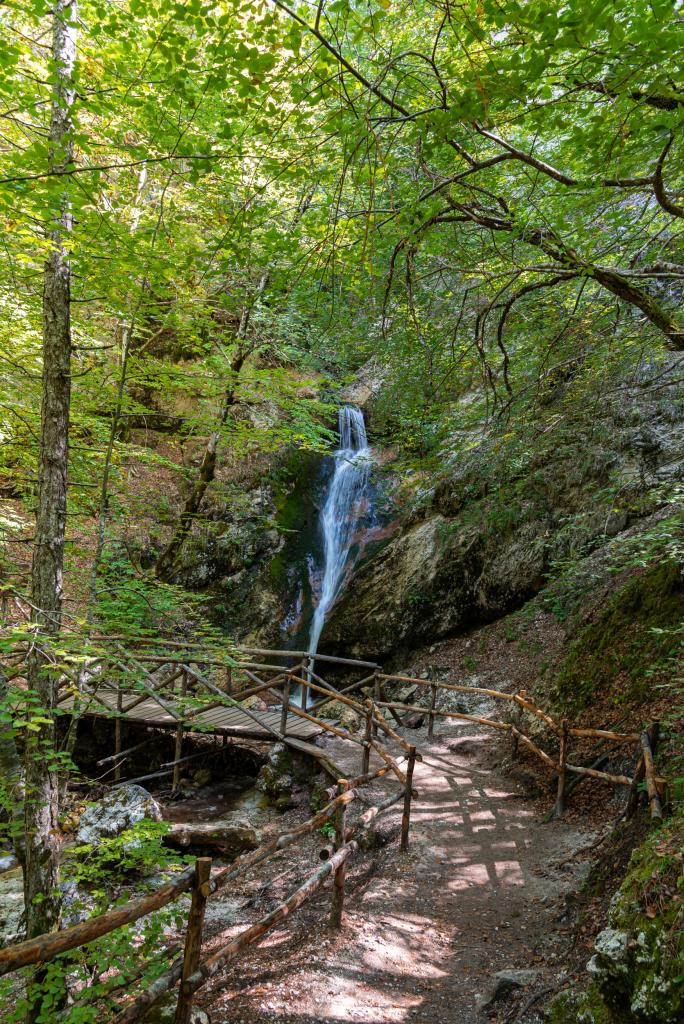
[23,0,78,993]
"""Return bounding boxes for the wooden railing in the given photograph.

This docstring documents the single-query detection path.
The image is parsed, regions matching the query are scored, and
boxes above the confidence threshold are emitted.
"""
[0,756,413,1023]
[221,651,666,822]
[10,638,667,815]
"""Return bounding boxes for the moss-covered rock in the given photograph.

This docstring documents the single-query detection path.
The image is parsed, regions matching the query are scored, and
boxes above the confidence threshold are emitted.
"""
[554,562,683,710]
[256,742,295,800]
[546,808,684,1023]
[317,699,362,732]
[545,986,615,1024]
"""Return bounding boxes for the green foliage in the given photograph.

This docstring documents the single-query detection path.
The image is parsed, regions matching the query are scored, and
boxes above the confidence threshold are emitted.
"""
[65,820,187,894]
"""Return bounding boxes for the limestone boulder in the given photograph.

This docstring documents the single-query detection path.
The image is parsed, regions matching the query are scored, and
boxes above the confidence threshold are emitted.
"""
[76,784,162,844]
[317,700,361,733]
[256,742,295,801]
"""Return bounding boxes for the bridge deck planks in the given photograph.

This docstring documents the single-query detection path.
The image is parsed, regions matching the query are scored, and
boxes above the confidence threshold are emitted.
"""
[58,687,320,739]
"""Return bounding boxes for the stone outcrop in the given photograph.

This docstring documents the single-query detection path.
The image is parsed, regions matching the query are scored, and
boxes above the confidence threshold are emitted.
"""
[322,375,684,660]
[76,784,162,844]
[323,513,543,658]
[547,805,684,1023]
[256,742,296,802]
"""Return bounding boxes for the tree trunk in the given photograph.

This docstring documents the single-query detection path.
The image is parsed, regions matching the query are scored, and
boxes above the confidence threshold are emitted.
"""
[23,1,77,1011]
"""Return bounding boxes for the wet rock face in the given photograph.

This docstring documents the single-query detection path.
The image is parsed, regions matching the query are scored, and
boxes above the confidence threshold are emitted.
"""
[76,784,162,844]
[318,370,684,660]
[0,866,24,945]
[169,486,283,592]
[324,514,543,658]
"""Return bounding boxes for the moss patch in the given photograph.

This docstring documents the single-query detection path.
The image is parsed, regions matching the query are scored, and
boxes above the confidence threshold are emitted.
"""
[553,562,683,710]
[546,808,684,1024]
[545,985,618,1023]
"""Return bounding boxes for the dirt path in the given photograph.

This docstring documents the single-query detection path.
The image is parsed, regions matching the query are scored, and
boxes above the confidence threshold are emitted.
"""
[199,720,596,1024]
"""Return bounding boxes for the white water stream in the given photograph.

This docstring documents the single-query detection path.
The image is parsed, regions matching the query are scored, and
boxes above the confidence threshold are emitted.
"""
[305,406,372,677]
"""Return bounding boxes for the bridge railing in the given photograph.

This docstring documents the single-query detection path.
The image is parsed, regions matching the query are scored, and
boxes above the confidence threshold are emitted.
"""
[7,637,667,819]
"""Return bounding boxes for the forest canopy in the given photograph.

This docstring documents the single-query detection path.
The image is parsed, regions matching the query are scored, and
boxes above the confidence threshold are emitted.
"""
[1,2,683,1022]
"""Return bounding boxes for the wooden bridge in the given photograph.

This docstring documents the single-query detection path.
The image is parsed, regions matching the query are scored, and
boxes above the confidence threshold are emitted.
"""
[59,684,322,742]
[48,642,662,803]
[54,646,389,788]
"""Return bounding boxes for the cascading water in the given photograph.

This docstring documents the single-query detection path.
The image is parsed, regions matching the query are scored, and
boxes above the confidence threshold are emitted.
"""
[306,406,372,673]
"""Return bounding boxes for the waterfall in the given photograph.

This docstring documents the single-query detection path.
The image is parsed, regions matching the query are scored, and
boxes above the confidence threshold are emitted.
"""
[306,406,372,670]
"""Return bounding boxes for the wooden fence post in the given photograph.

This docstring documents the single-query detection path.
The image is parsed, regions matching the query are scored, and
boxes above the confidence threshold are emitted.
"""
[362,704,372,775]
[400,745,417,853]
[172,672,187,794]
[175,857,212,1024]
[511,691,523,760]
[301,658,308,713]
[372,673,380,738]
[280,676,291,737]
[428,684,437,741]
[555,718,569,817]
[640,726,663,821]
[330,780,348,928]
[626,748,645,818]
[114,684,123,783]
[626,722,659,818]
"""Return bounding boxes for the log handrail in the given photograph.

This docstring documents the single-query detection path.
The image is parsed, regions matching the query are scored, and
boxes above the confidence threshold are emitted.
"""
[0,865,196,976]
[0,774,403,976]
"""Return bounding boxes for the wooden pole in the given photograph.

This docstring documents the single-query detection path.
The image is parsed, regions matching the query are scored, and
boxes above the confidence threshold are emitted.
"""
[319,788,405,860]
[640,727,663,820]
[172,672,187,794]
[97,738,149,767]
[511,691,523,759]
[114,684,123,783]
[626,742,645,819]
[555,718,569,818]
[362,706,372,775]
[301,658,308,712]
[400,745,416,853]
[175,857,211,1024]
[330,780,348,928]
[280,676,291,736]
[372,673,380,738]
[428,683,437,741]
